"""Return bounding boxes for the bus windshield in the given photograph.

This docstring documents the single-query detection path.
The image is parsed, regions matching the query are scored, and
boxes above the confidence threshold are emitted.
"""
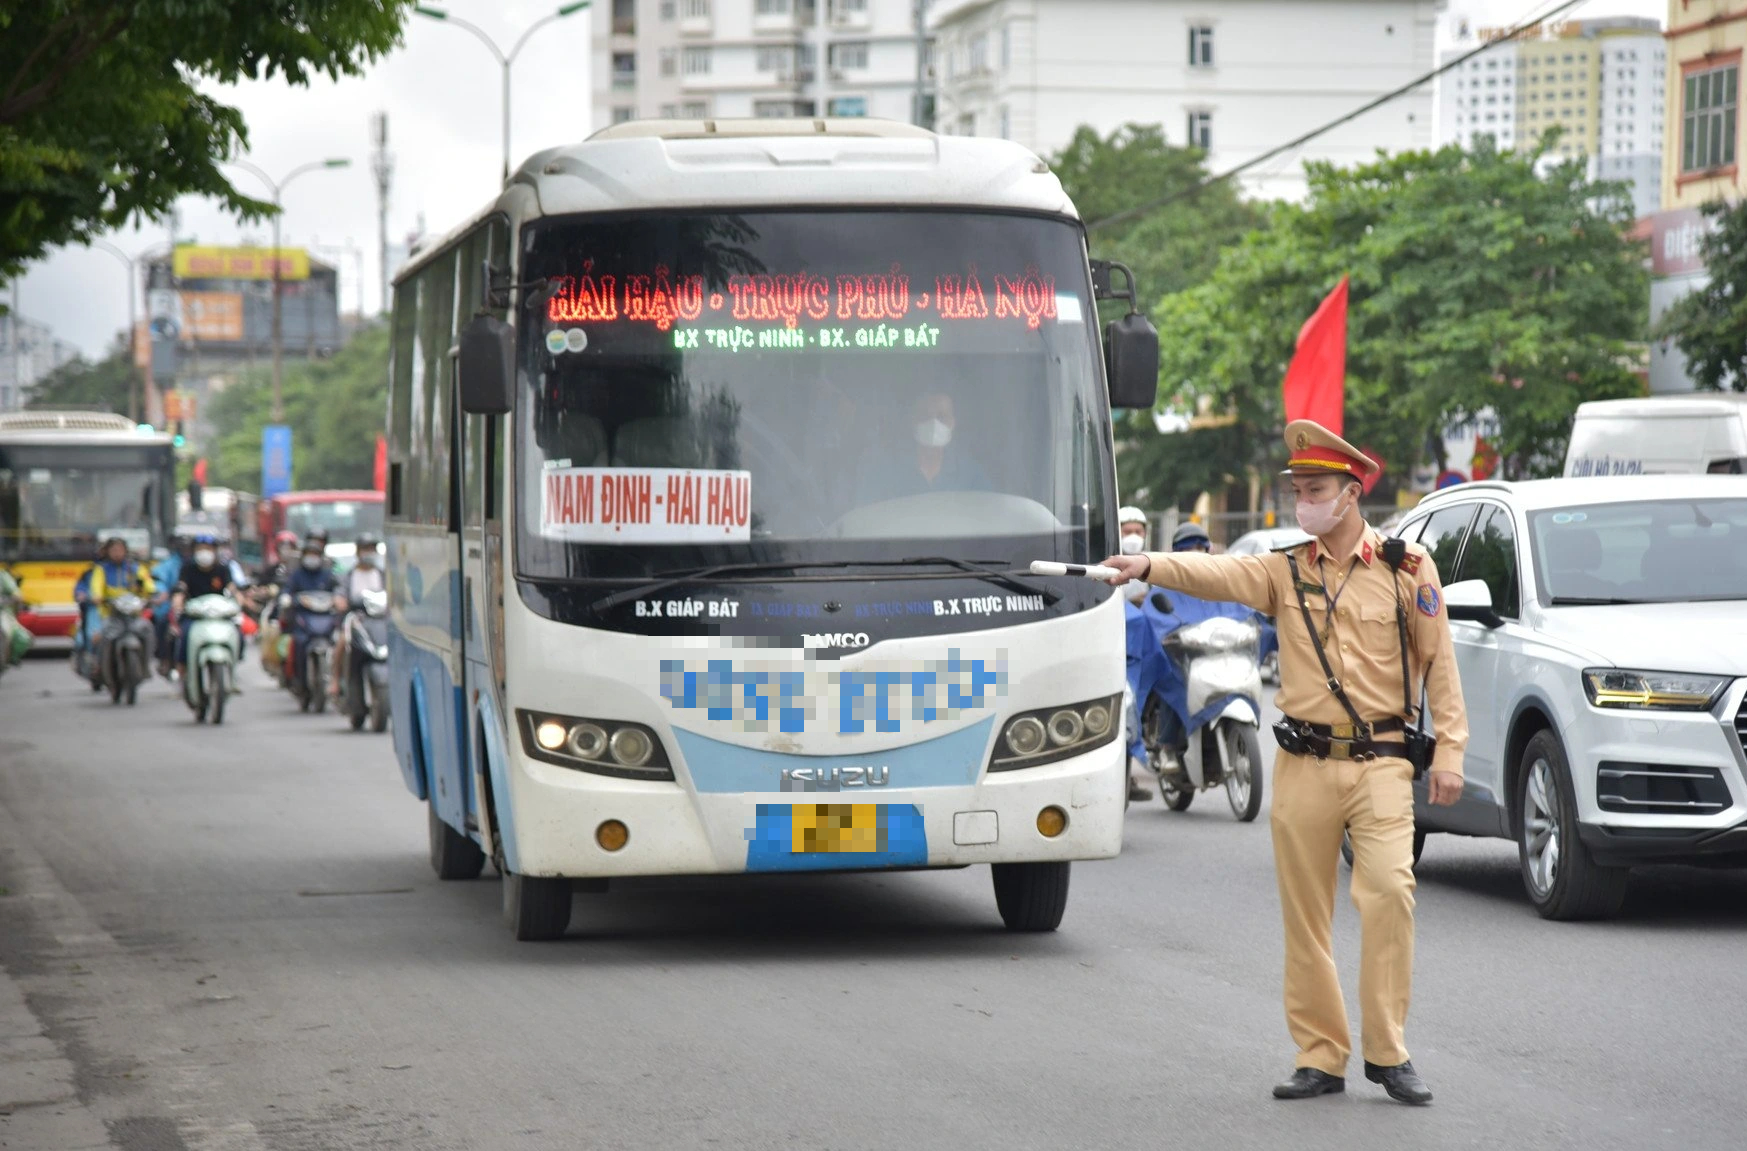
[283,500,385,540]
[515,210,1115,582]
[0,445,171,560]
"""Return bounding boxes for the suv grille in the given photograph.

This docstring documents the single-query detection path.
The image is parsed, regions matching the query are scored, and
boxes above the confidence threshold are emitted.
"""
[1736,696,1747,758]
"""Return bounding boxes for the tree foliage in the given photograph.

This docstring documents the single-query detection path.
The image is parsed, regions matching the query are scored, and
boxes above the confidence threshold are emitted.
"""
[1656,199,1747,390]
[24,345,133,411]
[204,322,388,491]
[0,1,414,287]
[1124,139,1646,504]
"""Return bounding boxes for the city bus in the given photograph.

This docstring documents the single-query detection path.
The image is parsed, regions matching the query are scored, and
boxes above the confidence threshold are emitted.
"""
[259,489,385,572]
[0,411,176,639]
[384,119,1158,940]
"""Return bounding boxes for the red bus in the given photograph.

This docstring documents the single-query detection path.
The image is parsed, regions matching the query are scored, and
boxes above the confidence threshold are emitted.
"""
[259,490,385,571]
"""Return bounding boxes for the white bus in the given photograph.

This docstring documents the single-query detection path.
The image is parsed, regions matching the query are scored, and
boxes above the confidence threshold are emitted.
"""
[385,119,1158,940]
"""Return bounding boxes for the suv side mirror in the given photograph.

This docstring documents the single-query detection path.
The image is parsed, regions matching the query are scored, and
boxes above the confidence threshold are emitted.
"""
[1090,260,1159,410]
[458,313,515,415]
[1444,579,1504,629]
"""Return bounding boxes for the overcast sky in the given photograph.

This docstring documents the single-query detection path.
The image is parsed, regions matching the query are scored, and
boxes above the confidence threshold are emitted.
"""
[18,0,1665,360]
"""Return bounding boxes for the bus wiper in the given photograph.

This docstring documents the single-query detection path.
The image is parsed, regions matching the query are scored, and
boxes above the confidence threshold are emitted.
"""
[1548,596,1639,606]
[900,556,1060,604]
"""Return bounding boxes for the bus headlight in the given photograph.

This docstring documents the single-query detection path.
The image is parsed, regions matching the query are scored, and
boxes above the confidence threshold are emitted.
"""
[517,710,674,781]
[989,694,1123,772]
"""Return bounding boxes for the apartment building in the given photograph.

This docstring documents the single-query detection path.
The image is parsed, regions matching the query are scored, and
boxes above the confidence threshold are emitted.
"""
[590,0,929,129]
[927,0,1439,201]
[0,311,79,412]
[1439,16,1665,218]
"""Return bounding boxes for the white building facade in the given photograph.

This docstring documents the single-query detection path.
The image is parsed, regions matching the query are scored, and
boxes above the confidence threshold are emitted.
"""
[0,311,79,412]
[592,0,929,129]
[928,0,1440,201]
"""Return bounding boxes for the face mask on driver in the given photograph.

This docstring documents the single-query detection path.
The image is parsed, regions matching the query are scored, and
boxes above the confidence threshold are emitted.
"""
[1294,484,1355,537]
[1119,533,1146,555]
[301,554,323,571]
[193,549,216,568]
[914,418,953,449]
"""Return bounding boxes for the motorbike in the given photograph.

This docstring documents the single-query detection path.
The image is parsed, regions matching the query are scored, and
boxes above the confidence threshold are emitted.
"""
[181,594,243,724]
[337,588,391,732]
[284,589,339,713]
[99,593,154,706]
[1128,589,1266,821]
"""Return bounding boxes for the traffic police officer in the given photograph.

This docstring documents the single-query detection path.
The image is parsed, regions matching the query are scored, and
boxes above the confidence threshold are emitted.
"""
[1101,419,1468,1105]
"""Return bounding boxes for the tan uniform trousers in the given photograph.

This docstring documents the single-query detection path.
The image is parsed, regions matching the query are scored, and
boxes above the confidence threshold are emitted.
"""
[1271,750,1417,1076]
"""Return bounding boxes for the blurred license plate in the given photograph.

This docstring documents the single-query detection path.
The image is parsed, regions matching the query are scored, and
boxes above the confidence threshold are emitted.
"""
[790,803,886,854]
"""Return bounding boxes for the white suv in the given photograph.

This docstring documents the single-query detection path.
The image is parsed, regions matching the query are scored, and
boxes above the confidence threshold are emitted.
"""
[1394,475,1747,920]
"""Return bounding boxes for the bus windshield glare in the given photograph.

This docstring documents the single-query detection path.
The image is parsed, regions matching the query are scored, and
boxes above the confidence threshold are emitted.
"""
[0,446,171,560]
[515,210,1114,581]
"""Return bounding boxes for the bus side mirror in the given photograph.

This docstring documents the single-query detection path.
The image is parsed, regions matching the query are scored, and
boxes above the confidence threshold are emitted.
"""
[1105,313,1159,409]
[459,314,515,415]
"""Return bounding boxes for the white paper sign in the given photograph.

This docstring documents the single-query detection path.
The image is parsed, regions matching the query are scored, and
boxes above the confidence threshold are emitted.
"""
[540,467,752,543]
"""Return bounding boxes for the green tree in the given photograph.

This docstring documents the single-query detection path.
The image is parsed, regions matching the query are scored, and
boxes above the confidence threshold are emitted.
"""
[1,1,414,287]
[1129,138,1646,503]
[204,322,388,491]
[1655,199,1747,390]
[24,345,133,411]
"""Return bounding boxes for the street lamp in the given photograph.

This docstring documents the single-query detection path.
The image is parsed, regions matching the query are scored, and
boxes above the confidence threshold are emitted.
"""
[415,3,592,184]
[87,238,145,424]
[229,157,351,422]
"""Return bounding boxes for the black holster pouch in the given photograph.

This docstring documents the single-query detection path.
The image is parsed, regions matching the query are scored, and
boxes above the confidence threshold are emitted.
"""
[1273,719,1314,757]
[1403,727,1436,780]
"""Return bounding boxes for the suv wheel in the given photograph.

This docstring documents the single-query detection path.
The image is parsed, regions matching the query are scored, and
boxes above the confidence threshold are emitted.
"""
[1517,731,1627,920]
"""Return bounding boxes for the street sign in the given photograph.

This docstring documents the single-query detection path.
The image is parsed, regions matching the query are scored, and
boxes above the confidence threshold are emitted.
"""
[262,425,293,498]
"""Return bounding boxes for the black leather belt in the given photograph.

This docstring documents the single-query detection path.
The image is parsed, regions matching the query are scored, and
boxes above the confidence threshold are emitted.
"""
[1297,716,1405,739]
[1281,716,1408,761]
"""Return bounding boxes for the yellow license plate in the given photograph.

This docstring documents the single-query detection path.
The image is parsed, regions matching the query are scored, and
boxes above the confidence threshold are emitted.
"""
[790,803,884,854]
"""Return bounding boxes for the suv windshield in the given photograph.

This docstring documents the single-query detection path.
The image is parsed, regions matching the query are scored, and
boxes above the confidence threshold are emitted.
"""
[514,210,1114,581]
[1531,498,1747,603]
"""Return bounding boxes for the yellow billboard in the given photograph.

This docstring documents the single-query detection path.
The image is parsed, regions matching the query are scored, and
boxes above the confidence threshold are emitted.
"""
[173,245,309,282]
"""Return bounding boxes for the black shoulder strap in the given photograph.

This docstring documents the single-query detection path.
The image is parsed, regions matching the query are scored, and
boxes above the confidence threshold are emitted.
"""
[1284,551,1369,736]
[1383,547,1426,731]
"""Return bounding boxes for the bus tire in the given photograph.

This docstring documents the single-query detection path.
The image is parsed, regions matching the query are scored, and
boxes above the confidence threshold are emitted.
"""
[992,861,1071,932]
[428,804,485,881]
[502,869,571,941]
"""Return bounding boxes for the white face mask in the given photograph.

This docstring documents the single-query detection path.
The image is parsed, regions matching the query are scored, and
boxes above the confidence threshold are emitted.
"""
[914,418,953,449]
[1295,485,1355,537]
[301,554,323,571]
[1119,532,1145,555]
[357,553,377,568]
[193,549,216,568]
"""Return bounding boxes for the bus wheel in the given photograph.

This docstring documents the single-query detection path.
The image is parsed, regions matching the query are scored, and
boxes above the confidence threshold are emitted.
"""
[502,869,571,941]
[428,804,485,881]
[992,861,1071,932]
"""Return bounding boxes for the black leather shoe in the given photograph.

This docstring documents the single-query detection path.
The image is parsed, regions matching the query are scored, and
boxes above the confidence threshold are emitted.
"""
[1364,1060,1433,1105]
[1272,1068,1345,1100]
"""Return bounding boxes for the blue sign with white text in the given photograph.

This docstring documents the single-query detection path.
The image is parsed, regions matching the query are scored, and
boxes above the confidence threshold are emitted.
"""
[262,425,293,497]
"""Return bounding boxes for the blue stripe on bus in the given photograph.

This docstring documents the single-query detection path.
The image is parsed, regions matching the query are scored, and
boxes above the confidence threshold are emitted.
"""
[671,717,993,794]
[745,803,927,872]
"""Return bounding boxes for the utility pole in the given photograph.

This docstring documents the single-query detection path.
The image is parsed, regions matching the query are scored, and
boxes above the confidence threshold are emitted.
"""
[371,112,393,316]
[90,239,141,423]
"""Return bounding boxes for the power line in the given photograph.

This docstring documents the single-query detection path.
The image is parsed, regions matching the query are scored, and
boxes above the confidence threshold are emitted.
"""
[1084,0,1589,233]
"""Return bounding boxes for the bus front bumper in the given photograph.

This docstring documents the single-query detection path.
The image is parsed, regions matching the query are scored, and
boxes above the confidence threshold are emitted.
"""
[500,740,1126,879]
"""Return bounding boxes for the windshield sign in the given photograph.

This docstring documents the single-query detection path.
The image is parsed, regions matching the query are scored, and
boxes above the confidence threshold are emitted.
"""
[515,210,1113,581]
[1531,498,1747,603]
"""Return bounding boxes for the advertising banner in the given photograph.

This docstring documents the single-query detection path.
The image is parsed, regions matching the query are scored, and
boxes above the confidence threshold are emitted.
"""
[179,291,244,342]
[262,425,294,498]
[174,245,310,282]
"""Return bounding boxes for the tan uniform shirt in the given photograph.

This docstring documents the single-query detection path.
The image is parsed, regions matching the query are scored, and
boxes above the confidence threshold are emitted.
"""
[1143,525,1469,778]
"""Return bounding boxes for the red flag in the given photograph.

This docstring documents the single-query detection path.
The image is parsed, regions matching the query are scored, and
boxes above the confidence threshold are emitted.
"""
[1281,277,1349,433]
[373,435,388,493]
[1358,446,1386,495]
[193,458,208,484]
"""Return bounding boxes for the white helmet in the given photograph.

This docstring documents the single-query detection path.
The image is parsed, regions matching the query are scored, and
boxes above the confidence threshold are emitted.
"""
[1118,505,1148,527]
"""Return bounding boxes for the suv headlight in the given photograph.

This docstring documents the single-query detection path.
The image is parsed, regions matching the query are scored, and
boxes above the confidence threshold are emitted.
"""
[989,694,1122,772]
[1582,668,1730,711]
[517,709,674,780]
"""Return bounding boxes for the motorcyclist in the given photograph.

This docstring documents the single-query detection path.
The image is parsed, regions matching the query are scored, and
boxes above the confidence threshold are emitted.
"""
[170,534,238,684]
[151,536,191,676]
[330,534,385,700]
[1171,520,1213,554]
[279,538,343,695]
[89,537,156,618]
[1119,507,1154,801]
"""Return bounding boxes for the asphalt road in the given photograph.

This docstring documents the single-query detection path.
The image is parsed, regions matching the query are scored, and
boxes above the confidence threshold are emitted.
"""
[2,653,1745,1151]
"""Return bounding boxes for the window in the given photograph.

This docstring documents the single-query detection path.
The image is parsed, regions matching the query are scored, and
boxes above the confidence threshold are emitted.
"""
[613,0,635,34]
[1454,506,1519,617]
[999,104,1010,139]
[957,113,974,135]
[612,106,634,124]
[682,46,711,74]
[660,0,675,18]
[828,95,866,116]
[1682,64,1738,172]
[682,0,709,16]
[829,41,868,70]
[756,45,795,73]
[659,47,678,76]
[1189,24,1214,67]
[756,0,790,12]
[1186,109,1212,149]
[681,100,708,117]
[969,32,988,72]
[659,103,677,118]
[1000,24,1010,70]
[1529,498,1747,604]
[1412,503,1478,575]
[754,99,801,117]
[833,0,868,12]
[612,52,636,88]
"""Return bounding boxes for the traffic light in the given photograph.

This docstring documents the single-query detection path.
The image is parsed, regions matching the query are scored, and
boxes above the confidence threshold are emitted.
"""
[171,420,186,449]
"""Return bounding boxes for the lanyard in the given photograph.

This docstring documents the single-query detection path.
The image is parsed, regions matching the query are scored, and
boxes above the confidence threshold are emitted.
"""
[1315,556,1361,643]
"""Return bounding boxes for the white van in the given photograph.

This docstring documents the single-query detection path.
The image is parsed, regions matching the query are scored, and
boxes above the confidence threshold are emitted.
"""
[1564,394,1747,476]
